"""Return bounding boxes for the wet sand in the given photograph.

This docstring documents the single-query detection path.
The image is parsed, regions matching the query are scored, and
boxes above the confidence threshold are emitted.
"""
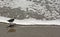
[0,22,60,37]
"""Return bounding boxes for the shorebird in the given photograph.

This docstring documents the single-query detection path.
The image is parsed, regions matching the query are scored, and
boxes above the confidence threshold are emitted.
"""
[7,18,15,28]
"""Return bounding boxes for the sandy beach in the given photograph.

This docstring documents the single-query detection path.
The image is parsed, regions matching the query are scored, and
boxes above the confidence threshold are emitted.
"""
[0,22,60,37]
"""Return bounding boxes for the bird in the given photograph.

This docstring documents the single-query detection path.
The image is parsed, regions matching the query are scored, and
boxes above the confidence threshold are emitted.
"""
[7,18,15,28]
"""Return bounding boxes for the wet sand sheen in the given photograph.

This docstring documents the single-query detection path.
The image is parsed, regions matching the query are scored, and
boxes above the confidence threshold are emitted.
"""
[0,22,60,37]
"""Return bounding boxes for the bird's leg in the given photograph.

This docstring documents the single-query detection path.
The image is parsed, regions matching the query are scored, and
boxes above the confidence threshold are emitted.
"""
[7,22,15,28]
